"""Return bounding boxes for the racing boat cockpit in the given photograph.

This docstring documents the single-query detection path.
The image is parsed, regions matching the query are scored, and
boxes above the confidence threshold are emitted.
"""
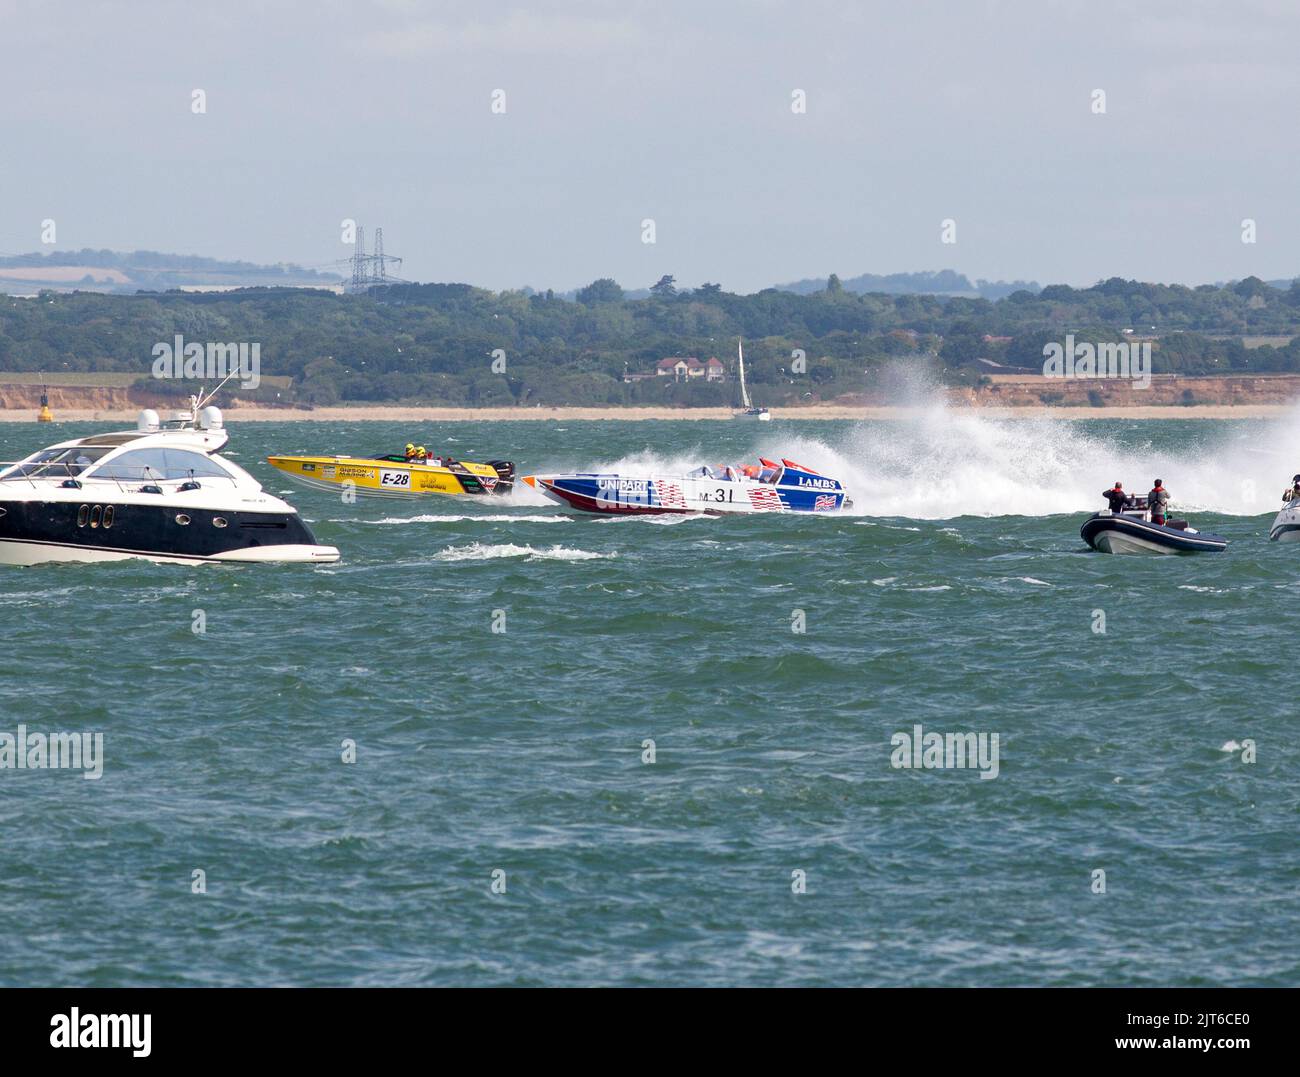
[686,460,784,484]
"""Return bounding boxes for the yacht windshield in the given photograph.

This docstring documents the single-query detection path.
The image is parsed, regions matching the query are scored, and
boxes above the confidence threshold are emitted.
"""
[1,446,112,479]
[87,447,234,483]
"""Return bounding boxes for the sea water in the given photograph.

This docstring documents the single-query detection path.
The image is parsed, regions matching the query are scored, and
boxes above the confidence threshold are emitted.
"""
[0,410,1296,986]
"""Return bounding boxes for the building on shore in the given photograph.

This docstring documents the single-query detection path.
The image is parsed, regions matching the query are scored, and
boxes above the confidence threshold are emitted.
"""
[654,357,726,382]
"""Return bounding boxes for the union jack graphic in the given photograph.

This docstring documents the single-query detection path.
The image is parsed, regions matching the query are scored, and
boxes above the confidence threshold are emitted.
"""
[748,487,783,511]
[814,494,838,511]
[655,481,687,509]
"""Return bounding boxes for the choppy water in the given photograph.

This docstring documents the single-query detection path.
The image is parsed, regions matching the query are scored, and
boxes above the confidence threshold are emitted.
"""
[1,410,1298,986]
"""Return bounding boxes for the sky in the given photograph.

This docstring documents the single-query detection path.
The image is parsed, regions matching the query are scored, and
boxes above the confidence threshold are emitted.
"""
[1,0,1297,294]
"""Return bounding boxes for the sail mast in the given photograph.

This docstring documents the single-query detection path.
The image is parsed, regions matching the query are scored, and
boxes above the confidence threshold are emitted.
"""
[738,339,751,410]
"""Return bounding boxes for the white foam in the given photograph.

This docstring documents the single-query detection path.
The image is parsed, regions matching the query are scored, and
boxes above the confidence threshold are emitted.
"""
[433,543,612,562]
[506,483,557,508]
[362,514,569,525]
[529,391,1300,519]
[596,512,709,526]
[766,396,1300,518]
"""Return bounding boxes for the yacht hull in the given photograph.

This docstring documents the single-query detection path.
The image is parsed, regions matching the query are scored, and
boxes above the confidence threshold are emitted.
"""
[0,501,338,566]
[0,539,338,566]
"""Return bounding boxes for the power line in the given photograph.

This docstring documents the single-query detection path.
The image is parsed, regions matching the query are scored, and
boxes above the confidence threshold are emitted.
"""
[346,225,405,293]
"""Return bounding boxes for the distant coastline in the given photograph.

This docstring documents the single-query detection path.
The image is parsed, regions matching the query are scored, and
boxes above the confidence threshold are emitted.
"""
[0,403,1291,423]
[3,368,1299,422]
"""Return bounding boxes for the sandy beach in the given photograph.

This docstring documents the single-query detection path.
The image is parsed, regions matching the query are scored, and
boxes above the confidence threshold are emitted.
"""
[0,403,1292,423]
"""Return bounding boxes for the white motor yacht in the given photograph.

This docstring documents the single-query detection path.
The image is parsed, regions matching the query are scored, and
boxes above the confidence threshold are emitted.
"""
[0,403,339,566]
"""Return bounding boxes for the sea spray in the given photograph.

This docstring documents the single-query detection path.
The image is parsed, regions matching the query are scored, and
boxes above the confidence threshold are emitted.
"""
[752,398,1300,518]
[519,390,1300,520]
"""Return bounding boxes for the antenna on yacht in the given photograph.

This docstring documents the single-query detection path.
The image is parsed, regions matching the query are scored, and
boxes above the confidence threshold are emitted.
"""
[189,365,246,424]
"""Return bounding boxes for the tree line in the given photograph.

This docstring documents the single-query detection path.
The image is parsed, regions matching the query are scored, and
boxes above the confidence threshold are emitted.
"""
[2,274,1300,406]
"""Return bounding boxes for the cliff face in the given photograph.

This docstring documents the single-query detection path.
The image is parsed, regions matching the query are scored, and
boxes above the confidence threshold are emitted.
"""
[948,373,1300,407]
[0,385,138,411]
[0,383,203,413]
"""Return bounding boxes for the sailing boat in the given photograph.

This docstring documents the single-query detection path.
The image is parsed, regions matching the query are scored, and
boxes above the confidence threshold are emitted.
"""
[732,339,771,421]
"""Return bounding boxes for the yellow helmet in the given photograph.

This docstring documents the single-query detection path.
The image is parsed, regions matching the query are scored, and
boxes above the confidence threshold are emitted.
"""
[417,446,427,455]
[405,443,414,452]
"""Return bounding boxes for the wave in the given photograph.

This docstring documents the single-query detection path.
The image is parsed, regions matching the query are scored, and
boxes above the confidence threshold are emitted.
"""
[596,512,711,526]
[360,514,569,525]
[433,543,611,562]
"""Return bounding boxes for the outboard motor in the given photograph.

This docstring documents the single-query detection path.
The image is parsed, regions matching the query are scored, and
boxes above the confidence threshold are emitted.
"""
[488,460,515,494]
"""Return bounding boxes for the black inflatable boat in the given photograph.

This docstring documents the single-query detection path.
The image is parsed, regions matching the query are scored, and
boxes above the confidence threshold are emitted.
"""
[1080,507,1227,554]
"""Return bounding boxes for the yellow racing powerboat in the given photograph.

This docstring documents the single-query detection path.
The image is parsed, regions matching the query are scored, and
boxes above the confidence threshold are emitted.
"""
[266,451,514,499]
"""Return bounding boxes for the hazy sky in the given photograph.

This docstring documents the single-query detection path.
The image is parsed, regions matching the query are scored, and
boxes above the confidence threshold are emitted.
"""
[2,0,1297,293]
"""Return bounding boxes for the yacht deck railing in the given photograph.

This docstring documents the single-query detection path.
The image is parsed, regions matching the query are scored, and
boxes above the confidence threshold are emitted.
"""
[0,462,241,494]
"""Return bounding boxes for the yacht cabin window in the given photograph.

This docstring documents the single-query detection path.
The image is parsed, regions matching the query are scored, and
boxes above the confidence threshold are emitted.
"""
[3,446,112,478]
[89,448,233,482]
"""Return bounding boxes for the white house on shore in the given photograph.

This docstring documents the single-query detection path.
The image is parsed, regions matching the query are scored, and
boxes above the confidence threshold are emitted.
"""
[655,356,726,382]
